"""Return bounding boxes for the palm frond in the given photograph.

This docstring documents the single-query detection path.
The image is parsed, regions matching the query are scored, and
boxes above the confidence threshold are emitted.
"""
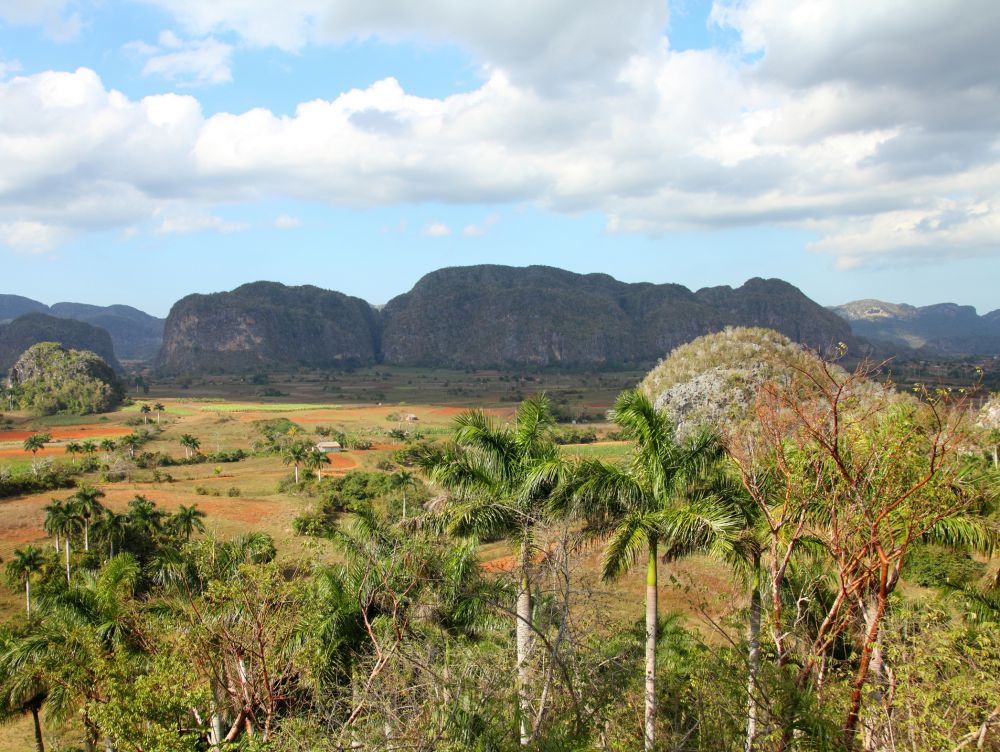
[601,511,652,581]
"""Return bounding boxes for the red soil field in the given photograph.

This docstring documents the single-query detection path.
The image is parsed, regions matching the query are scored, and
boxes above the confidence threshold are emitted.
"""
[0,426,131,442]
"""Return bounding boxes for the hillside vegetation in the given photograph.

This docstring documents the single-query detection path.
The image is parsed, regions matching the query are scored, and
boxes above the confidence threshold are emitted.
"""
[6,342,124,415]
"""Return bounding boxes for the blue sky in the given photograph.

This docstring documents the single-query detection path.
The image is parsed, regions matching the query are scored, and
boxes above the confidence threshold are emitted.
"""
[1,0,998,317]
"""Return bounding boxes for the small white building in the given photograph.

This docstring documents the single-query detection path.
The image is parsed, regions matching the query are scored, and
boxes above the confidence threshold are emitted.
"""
[316,441,342,453]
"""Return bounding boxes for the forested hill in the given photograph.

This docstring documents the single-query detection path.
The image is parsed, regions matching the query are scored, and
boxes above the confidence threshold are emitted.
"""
[0,313,122,374]
[157,266,858,372]
[0,295,164,361]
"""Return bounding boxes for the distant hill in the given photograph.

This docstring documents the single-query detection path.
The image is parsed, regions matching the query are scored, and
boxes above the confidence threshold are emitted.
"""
[0,314,122,374]
[50,302,164,361]
[380,266,858,368]
[831,299,1000,356]
[0,296,164,361]
[156,266,857,372]
[156,282,381,372]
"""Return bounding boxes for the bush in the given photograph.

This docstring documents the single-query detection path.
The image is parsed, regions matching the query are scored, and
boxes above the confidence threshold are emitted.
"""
[903,544,985,588]
[227,486,241,497]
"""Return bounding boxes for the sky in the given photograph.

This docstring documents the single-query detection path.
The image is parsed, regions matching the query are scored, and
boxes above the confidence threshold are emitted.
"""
[1,0,999,317]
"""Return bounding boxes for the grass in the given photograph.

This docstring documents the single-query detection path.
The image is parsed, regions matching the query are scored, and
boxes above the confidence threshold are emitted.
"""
[196,402,343,413]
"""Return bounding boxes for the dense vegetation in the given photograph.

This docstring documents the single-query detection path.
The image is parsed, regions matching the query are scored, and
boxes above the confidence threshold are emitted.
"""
[1,333,999,751]
[0,315,121,374]
[6,343,124,415]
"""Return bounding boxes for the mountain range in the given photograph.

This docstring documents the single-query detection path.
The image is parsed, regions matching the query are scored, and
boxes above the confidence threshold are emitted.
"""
[2,267,998,374]
[0,295,164,361]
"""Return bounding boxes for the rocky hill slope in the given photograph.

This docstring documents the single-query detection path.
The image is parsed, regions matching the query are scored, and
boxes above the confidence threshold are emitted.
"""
[0,295,164,361]
[0,314,121,374]
[157,267,857,372]
[156,282,381,372]
[831,299,1000,355]
[380,266,858,368]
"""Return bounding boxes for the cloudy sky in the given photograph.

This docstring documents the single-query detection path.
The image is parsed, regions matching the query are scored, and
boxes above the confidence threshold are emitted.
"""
[1,0,998,316]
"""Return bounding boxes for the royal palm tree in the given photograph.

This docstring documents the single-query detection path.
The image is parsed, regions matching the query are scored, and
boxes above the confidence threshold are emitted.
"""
[567,389,723,752]
[139,404,151,424]
[6,546,44,614]
[119,433,141,459]
[69,485,105,552]
[153,402,165,424]
[80,440,97,455]
[99,438,116,453]
[127,495,164,539]
[172,504,206,541]
[23,434,50,476]
[63,442,82,458]
[48,503,79,584]
[0,632,49,752]
[179,434,200,459]
[282,442,308,484]
[303,447,330,481]
[422,394,564,746]
[93,509,129,559]
[41,499,65,553]
[391,470,418,521]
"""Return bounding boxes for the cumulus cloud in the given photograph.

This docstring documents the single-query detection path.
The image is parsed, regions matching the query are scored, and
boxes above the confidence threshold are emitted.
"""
[0,220,67,253]
[423,222,450,237]
[274,213,301,228]
[1,1,999,268]
[463,212,499,237]
[0,58,21,79]
[0,0,80,41]
[124,30,234,86]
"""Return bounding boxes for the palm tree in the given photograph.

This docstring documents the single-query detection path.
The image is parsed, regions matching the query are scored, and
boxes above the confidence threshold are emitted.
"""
[80,440,97,455]
[93,509,129,559]
[119,433,141,459]
[282,442,308,484]
[139,404,151,424]
[172,504,206,541]
[422,394,564,746]
[63,442,82,458]
[69,485,105,552]
[127,495,164,539]
[567,389,722,752]
[303,447,330,481]
[0,632,49,752]
[48,503,79,584]
[6,546,44,614]
[391,470,418,521]
[179,433,200,459]
[41,499,65,553]
[23,434,50,476]
[153,402,165,424]
[22,434,49,457]
[99,438,116,453]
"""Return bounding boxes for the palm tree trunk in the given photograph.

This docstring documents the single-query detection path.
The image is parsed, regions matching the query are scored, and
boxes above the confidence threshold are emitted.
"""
[645,537,658,752]
[745,561,762,752]
[25,578,31,614]
[294,466,299,484]
[84,519,89,551]
[31,705,44,752]
[516,538,533,746]
[64,539,71,584]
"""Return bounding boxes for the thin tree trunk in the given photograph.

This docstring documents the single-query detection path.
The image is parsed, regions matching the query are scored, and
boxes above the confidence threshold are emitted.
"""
[861,592,889,752]
[31,705,44,752]
[104,735,115,752]
[516,538,533,746]
[84,519,89,551]
[645,537,658,752]
[402,491,407,522]
[294,466,299,484]
[25,578,30,614]
[745,560,762,752]
[64,538,71,584]
[844,567,889,749]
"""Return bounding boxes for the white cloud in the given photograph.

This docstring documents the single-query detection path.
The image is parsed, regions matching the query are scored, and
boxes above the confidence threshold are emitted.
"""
[0,58,21,79]
[2,1,1000,268]
[125,30,234,86]
[154,207,248,234]
[463,212,499,237]
[0,0,80,41]
[0,221,67,253]
[273,213,301,228]
[423,222,450,237]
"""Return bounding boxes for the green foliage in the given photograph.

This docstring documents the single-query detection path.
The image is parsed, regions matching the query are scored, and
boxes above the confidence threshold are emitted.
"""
[8,342,124,415]
[903,543,986,588]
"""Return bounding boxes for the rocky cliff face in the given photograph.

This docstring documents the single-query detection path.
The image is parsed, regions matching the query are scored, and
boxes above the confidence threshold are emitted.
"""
[831,299,1000,355]
[0,314,121,373]
[380,266,858,368]
[156,282,381,372]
